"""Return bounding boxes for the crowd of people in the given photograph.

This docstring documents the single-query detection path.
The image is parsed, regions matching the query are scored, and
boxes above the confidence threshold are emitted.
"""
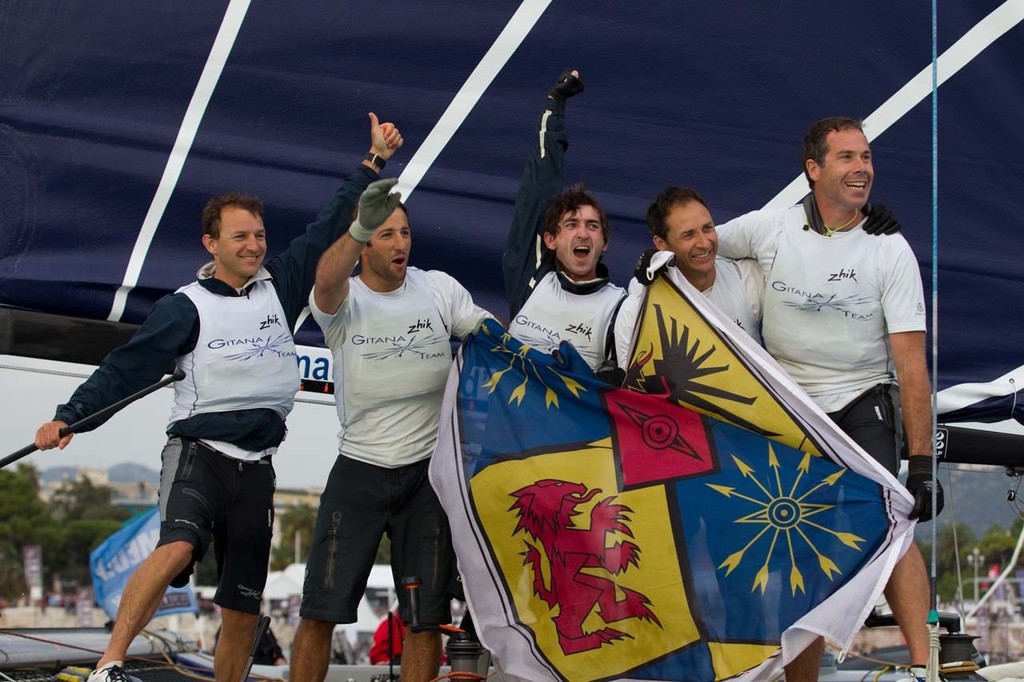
[33,69,942,682]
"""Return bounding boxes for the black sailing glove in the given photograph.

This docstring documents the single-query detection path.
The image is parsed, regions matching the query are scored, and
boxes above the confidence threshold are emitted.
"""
[548,68,585,102]
[863,203,901,235]
[633,248,672,286]
[906,456,944,522]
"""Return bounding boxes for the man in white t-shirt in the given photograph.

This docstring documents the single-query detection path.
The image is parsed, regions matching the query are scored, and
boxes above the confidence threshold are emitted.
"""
[289,179,491,682]
[614,185,765,363]
[716,116,942,682]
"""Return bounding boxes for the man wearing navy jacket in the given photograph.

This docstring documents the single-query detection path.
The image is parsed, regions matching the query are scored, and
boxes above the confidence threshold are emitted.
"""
[34,113,402,682]
[503,69,625,371]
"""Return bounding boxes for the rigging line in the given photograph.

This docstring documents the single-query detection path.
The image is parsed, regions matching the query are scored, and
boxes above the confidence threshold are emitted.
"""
[0,361,330,406]
[966,521,1024,620]
[0,362,92,380]
[946,471,967,618]
[106,0,254,323]
[763,0,1024,210]
[394,0,552,202]
[929,0,940,613]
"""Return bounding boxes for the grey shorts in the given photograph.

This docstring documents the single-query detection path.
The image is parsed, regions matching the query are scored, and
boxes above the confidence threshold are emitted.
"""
[157,436,275,613]
[300,456,453,626]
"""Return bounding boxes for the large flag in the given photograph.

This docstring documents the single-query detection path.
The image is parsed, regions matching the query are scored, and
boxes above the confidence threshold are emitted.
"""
[90,507,197,620]
[430,274,917,681]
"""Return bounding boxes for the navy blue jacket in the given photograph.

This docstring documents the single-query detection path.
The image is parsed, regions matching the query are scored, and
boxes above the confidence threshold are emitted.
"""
[54,165,377,450]
[502,97,614,320]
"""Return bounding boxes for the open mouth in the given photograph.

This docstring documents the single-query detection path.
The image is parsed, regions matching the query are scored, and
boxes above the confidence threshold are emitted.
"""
[391,256,407,266]
[572,244,592,257]
[846,181,867,190]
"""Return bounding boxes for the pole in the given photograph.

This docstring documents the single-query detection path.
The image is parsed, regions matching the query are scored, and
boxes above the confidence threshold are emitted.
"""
[973,548,981,603]
[0,368,185,469]
[239,614,271,682]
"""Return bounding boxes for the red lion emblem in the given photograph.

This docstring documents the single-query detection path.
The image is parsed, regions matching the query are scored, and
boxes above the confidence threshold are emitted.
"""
[509,479,661,654]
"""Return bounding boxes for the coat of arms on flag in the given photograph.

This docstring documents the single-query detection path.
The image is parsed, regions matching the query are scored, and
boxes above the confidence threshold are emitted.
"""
[431,276,916,682]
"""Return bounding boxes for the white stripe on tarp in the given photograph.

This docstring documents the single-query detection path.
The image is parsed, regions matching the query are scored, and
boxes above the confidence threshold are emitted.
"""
[396,0,552,201]
[107,0,253,322]
[763,0,1024,210]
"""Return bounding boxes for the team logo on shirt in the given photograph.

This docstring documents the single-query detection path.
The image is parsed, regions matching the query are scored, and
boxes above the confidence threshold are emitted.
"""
[259,313,282,329]
[352,331,450,361]
[827,267,858,283]
[566,322,593,341]
[514,314,600,364]
[771,281,875,320]
[407,318,434,334]
[210,332,297,360]
[514,315,562,342]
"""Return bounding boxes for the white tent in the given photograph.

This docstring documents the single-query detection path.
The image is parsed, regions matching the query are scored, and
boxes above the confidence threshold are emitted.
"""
[262,570,303,601]
[261,563,396,633]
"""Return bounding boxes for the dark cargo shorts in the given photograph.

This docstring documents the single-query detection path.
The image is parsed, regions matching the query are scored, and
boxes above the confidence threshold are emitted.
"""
[828,383,902,476]
[158,436,275,614]
[300,456,453,626]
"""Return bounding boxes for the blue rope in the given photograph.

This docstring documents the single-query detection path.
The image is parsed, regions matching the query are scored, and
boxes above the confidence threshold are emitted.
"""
[929,0,940,620]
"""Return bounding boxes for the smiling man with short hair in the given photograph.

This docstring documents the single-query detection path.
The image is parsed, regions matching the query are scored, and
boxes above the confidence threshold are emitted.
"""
[716,116,940,682]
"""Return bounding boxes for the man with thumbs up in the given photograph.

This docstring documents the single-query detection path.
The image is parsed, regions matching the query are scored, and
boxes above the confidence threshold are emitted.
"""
[290,179,492,682]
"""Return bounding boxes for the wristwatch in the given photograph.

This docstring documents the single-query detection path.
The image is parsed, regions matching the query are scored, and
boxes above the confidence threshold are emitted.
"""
[364,152,386,170]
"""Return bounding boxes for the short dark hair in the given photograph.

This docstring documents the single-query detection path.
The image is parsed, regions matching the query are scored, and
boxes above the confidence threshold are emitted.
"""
[802,117,864,187]
[202,193,264,238]
[645,186,710,240]
[543,183,610,242]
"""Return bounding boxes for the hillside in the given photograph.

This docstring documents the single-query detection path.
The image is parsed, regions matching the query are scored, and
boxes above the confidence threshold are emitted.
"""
[41,462,160,485]
[924,465,1022,539]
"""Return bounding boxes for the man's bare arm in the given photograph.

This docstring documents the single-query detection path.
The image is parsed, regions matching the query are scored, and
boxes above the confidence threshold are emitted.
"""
[313,178,403,314]
[312,233,366,315]
[890,330,931,457]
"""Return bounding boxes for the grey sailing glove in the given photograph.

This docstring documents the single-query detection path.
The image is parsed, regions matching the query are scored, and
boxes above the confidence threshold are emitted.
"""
[349,178,402,243]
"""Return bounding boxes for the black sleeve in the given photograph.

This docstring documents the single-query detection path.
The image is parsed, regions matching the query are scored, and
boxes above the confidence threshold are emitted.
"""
[503,97,569,319]
[266,164,378,328]
[54,293,199,430]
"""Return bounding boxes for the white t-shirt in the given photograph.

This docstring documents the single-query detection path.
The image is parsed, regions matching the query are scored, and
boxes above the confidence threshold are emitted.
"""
[717,206,926,411]
[310,267,490,468]
[509,271,625,370]
[615,252,764,368]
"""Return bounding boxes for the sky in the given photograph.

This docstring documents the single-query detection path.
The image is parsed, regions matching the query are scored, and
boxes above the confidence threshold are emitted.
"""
[0,357,341,490]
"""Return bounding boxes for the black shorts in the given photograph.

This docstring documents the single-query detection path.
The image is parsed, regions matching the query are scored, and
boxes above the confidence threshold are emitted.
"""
[157,437,275,614]
[300,456,453,626]
[827,383,902,476]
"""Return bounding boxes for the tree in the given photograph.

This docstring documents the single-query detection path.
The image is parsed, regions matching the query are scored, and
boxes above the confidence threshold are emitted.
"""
[268,502,391,569]
[376,536,391,564]
[977,522,1017,567]
[0,465,60,598]
[271,503,317,569]
[51,518,125,587]
[49,475,131,523]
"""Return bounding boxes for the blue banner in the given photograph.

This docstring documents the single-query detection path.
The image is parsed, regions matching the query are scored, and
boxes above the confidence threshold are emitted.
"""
[90,508,197,620]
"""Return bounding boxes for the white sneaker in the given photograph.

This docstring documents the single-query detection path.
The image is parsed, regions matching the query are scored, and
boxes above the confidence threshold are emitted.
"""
[895,666,941,682]
[86,663,141,682]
